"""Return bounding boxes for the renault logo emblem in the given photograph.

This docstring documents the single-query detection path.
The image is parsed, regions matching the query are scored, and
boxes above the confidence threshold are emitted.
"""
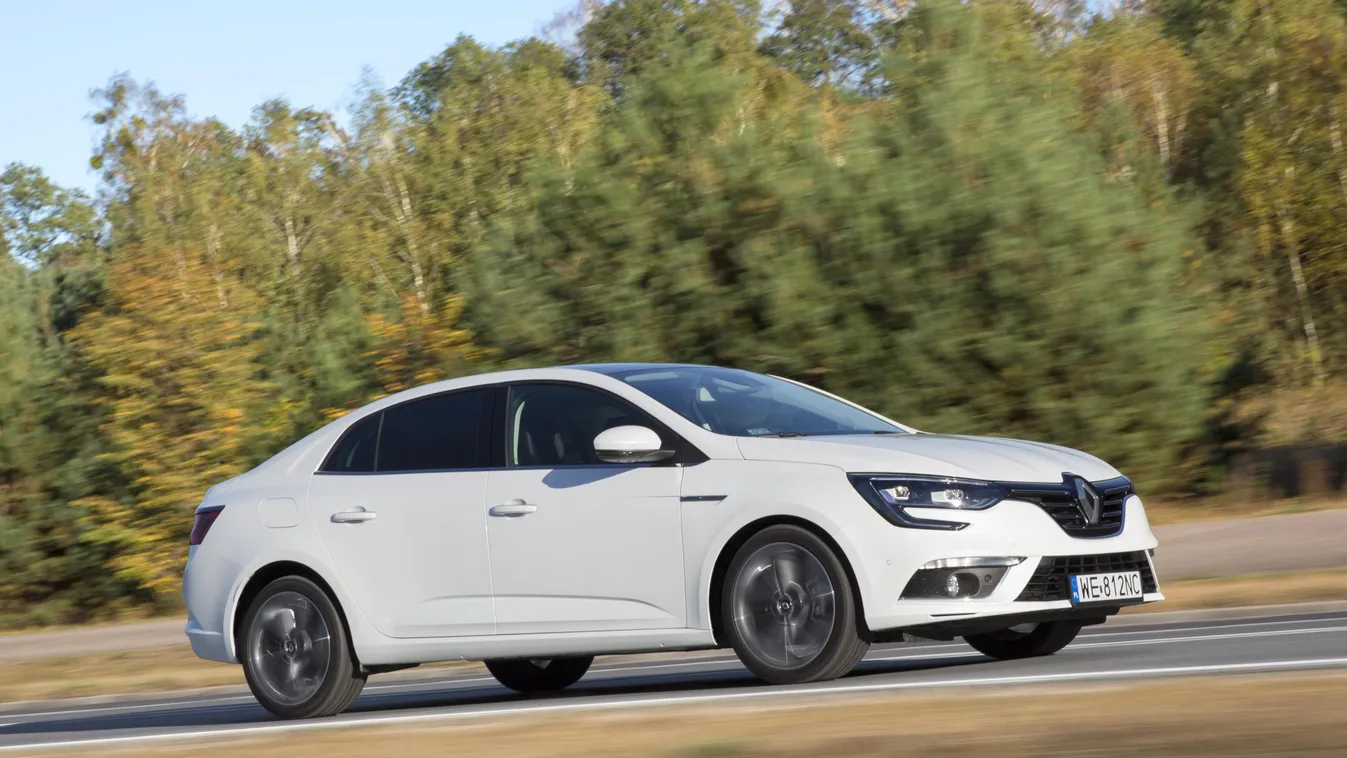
[1065,473,1102,525]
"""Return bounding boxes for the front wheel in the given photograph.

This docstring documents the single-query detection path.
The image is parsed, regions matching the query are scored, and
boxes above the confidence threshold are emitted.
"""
[485,657,594,693]
[240,576,366,719]
[964,621,1083,660]
[722,525,869,685]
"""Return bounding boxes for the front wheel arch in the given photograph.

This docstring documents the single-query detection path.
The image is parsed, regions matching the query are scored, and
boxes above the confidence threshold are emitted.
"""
[707,516,870,647]
[231,561,357,667]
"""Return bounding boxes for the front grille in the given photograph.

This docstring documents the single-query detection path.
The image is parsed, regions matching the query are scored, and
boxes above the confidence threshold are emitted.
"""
[1016,551,1158,602]
[1006,476,1132,538]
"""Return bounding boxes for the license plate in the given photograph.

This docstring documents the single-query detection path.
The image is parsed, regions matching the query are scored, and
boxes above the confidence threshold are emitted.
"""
[1070,571,1144,604]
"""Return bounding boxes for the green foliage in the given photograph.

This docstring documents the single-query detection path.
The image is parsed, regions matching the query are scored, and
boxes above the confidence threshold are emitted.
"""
[0,181,139,625]
[471,1,1209,487]
[2,0,1346,624]
[760,0,880,89]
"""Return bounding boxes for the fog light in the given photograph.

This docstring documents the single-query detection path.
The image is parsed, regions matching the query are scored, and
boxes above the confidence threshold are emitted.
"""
[944,574,961,597]
[902,566,1012,600]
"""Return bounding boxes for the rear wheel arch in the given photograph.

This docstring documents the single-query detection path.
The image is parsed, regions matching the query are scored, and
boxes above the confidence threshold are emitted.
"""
[707,515,870,647]
[231,560,357,665]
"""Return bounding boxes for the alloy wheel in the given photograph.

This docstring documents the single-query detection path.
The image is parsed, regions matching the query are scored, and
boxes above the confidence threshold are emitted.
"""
[247,591,332,706]
[730,541,837,670]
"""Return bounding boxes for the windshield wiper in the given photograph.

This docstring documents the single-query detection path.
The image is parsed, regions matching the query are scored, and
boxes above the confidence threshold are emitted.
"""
[756,430,907,438]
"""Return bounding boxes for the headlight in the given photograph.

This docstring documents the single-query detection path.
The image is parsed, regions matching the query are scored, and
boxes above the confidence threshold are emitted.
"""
[848,474,1007,530]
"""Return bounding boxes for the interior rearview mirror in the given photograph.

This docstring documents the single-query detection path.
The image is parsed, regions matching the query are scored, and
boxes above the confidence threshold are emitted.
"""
[593,425,674,464]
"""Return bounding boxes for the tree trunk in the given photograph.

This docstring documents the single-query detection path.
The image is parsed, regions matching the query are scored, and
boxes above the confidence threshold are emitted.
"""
[1330,106,1347,207]
[1276,201,1325,384]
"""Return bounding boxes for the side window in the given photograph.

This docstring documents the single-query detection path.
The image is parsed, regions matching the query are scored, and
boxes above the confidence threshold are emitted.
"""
[377,388,490,472]
[508,384,660,467]
[322,412,381,473]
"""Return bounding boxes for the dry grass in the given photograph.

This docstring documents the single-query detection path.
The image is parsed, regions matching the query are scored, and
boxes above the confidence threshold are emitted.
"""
[1131,567,1347,614]
[68,671,1347,757]
[3,568,1343,705]
[0,646,244,703]
[1143,494,1347,525]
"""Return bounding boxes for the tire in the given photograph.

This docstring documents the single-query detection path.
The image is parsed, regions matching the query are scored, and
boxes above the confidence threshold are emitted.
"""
[240,575,366,719]
[484,656,594,694]
[964,621,1083,660]
[721,524,869,685]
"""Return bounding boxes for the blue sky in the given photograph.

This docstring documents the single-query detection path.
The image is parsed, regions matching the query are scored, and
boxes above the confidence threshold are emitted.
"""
[0,0,572,192]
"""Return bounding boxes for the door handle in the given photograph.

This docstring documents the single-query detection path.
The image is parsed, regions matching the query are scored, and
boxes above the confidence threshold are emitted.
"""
[331,507,377,524]
[489,499,538,518]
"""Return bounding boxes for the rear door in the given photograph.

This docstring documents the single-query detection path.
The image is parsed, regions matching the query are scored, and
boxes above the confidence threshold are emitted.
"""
[309,386,497,638]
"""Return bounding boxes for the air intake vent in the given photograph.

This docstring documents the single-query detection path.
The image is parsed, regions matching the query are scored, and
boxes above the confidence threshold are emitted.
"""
[1016,551,1158,602]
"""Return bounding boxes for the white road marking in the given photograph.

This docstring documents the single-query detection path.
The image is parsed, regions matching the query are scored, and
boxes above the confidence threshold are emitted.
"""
[1074,626,1347,650]
[1,617,1343,722]
[1084,616,1347,639]
[3,657,1346,752]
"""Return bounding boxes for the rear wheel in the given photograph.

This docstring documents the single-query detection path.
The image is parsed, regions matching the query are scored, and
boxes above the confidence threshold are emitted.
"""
[722,525,869,685]
[240,576,366,719]
[964,621,1083,660]
[485,657,594,693]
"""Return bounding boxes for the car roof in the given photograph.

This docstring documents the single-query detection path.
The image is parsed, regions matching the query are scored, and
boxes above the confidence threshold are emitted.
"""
[571,362,725,375]
[362,364,722,410]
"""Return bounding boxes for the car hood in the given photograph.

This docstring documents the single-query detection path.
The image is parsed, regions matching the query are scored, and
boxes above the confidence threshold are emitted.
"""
[735,433,1121,484]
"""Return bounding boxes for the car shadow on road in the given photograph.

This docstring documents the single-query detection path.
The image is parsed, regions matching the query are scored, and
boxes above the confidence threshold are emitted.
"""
[0,653,988,738]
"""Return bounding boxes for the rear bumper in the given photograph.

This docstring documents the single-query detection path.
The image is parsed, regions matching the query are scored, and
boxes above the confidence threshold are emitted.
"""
[186,614,233,663]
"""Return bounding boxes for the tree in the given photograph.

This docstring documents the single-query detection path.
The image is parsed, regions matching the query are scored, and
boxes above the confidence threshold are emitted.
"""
[71,246,272,598]
[1066,16,1202,183]
[761,0,880,89]
[580,0,765,91]
[472,1,1211,487]
[0,166,137,625]
[0,164,99,268]
[1188,0,1347,391]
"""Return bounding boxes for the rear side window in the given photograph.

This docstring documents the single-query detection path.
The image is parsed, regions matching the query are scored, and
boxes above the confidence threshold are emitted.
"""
[323,413,381,473]
[376,388,490,472]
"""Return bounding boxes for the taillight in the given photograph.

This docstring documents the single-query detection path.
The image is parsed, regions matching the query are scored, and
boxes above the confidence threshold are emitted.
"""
[190,506,225,546]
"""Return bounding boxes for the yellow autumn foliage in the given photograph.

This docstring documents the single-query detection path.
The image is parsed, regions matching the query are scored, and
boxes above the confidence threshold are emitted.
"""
[71,247,272,598]
[363,293,485,398]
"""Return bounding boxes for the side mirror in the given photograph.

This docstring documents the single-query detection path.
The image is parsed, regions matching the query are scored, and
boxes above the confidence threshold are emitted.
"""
[594,425,675,464]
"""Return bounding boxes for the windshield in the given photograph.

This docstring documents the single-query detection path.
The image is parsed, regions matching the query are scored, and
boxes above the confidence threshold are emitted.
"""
[607,366,908,437]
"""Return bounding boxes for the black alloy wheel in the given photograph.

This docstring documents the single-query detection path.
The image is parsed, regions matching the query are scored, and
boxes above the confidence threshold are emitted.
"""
[241,576,366,719]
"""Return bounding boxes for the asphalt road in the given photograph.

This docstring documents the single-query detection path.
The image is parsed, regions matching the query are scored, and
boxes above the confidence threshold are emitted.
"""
[1154,509,1347,580]
[1,611,1344,753]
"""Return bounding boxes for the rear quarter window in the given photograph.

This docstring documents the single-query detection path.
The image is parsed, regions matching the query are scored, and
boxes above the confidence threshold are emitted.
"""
[321,412,381,473]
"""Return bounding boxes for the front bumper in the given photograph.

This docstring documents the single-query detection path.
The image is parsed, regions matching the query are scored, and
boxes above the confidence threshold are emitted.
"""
[848,494,1162,635]
[873,603,1139,642]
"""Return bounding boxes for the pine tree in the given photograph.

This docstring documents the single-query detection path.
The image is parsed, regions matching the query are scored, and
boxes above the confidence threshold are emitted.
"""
[472,0,1211,488]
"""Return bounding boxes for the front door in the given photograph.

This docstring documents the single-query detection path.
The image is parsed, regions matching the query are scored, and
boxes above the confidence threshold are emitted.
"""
[486,382,686,635]
[309,387,496,638]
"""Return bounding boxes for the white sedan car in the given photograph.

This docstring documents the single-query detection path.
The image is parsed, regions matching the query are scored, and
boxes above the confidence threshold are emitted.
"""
[183,364,1162,718]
